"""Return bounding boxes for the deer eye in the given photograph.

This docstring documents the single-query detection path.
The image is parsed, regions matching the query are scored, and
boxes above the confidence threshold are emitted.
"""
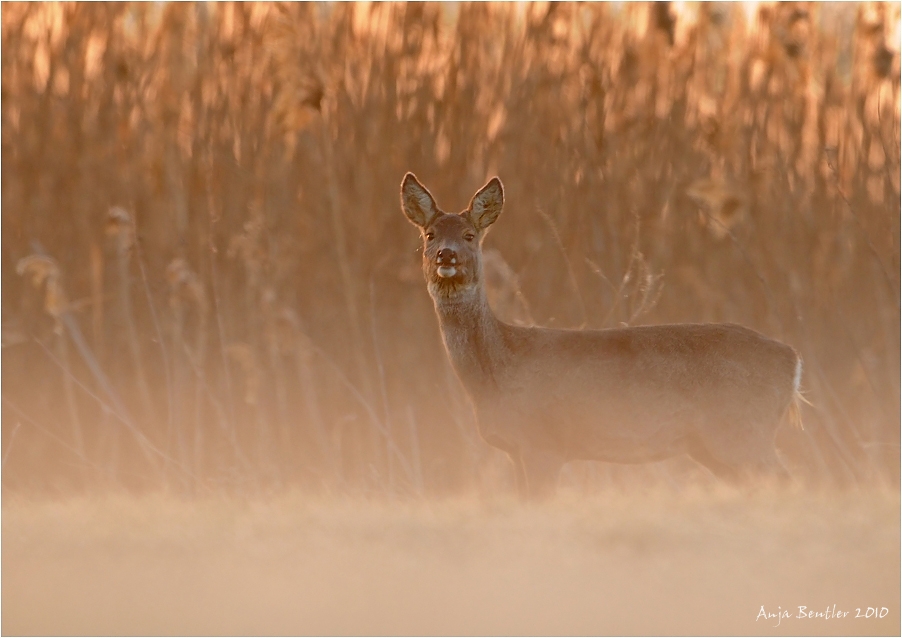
[425,231,435,241]
[464,232,475,242]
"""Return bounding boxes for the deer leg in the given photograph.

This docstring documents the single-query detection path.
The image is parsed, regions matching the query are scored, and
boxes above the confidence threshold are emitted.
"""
[686,437,742,484]
[688,434,793,486]
[742,451,794,486]
[509,453,529,498]
[519,449,564,499]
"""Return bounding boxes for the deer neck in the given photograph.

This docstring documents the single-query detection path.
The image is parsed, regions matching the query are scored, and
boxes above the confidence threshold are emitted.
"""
[432,285,507,397]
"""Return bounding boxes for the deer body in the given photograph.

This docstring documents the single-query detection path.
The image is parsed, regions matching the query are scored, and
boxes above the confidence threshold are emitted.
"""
[401,173,800,496]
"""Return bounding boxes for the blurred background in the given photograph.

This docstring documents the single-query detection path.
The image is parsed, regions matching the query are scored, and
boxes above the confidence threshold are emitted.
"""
[2,2,899,495]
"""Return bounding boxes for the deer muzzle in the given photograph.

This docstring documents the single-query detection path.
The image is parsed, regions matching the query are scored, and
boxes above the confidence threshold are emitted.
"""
[436,248,459,278]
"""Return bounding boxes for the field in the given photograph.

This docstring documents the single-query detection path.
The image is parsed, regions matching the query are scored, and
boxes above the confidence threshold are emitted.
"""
[3,488,899,636]
[1,3,899,636]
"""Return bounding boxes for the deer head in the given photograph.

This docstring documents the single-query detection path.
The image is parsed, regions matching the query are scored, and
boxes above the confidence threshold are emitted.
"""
[401,173,504,301]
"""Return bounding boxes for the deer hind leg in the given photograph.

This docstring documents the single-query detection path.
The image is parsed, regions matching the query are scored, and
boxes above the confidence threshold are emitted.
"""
[741,450,793,486]
[687,436,743,484]
[688,432,792,486]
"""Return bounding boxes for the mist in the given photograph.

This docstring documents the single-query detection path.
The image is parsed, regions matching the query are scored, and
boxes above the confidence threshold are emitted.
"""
[2,3,899,635]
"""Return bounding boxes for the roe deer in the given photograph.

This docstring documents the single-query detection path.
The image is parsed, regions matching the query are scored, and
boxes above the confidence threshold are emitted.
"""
[400,173,802,497]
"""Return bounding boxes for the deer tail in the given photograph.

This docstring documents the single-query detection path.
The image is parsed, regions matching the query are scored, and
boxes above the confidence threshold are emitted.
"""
[788,355,812,430]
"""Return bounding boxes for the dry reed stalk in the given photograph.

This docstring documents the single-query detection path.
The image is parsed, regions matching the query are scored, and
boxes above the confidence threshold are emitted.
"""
[106,208,158,429]
[291,323,340,486]
[16,254,172,482]
[15,256,86,461]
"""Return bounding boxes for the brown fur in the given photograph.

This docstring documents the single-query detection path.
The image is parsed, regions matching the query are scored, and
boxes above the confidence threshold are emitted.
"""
[401,173,801,497]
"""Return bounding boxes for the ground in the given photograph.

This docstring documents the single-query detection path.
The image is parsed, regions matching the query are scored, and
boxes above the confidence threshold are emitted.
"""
[2,486,899,636]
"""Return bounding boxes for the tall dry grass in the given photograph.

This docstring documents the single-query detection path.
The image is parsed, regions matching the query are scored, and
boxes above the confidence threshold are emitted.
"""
[2,2,899,494]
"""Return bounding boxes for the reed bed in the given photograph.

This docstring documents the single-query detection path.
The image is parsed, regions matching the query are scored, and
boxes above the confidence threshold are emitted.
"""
[2,2,899,494]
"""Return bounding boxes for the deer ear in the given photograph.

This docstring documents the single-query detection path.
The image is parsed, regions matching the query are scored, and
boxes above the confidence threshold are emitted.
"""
[467,177,504,231]
[400,173,439,228]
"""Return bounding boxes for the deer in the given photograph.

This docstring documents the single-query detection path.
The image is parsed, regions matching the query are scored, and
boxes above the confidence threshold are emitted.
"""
[400,172,802,498]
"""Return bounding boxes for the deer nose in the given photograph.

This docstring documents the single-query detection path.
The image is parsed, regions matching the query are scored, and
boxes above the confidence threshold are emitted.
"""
[436,248,457,265]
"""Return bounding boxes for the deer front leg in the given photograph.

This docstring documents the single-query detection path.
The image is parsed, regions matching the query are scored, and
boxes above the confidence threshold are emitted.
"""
[517,448,564,500]
[508,453,529,498]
